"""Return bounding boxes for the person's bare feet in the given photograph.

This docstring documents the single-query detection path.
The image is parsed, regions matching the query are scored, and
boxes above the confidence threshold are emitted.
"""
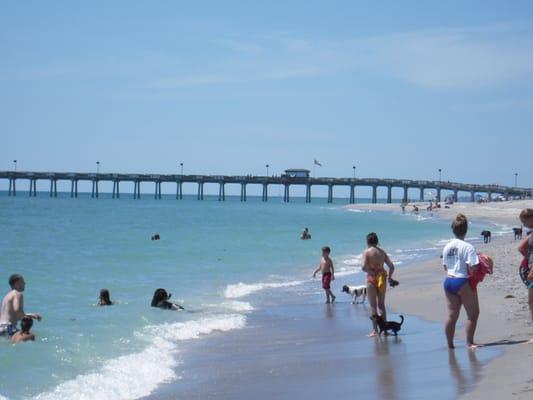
[367,331,379,337]
[331,295,336,303]
[468,343,483,350]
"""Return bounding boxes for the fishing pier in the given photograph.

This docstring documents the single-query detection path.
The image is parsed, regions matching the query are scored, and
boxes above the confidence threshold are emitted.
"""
[1,170,530,203]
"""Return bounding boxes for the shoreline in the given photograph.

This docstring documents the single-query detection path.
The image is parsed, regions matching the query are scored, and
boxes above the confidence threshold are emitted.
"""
[147,200,533,399]
[348,199,531,226]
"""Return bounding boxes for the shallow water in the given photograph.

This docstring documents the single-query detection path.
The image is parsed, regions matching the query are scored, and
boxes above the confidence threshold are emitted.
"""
[0,193,496,399]
[153,297,500,400]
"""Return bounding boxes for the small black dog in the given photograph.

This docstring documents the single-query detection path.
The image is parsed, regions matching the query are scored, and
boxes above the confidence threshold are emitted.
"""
[513,227,523,240]
[481,230,491,243]
[371,314,404,336]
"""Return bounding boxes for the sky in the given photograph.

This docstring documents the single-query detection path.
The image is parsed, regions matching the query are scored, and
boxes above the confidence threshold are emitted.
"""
[1,0,532,195]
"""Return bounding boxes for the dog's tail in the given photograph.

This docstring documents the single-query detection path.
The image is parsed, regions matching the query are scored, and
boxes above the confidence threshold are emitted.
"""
[399,315,404,326]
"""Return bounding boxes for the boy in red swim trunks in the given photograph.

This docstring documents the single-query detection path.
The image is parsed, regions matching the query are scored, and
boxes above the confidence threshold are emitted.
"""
[313,246,336,303]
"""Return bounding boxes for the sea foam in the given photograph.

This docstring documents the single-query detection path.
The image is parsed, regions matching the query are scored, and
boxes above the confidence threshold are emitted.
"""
[224,280,304,299]
[33,315,246,400]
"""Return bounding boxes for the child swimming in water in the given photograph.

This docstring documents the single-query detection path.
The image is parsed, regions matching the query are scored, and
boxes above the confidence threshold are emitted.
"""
[11,315,35,344]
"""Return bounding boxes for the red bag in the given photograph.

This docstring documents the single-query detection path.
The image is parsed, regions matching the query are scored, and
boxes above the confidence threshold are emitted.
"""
[469,253,493,289]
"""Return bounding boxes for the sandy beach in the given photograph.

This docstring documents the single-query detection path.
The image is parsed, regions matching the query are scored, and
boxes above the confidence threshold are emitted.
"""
[358,199,533,399]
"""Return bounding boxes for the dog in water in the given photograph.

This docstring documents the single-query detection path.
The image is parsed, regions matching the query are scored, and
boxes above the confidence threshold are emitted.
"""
[370,314,404,336]
[481,230,491,243]
[342,285,367,304]
[513,227,523,240]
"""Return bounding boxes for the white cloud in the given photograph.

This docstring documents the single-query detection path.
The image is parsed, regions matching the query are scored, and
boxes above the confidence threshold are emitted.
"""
[147,21,533,91]
[361,28,533,89]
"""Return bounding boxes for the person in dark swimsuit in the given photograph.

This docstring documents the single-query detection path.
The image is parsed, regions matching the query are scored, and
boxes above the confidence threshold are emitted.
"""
[150,289,184,311]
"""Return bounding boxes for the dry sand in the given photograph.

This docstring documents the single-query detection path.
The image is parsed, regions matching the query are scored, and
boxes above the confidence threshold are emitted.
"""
[351,200,533,399]
[351,199,532,227]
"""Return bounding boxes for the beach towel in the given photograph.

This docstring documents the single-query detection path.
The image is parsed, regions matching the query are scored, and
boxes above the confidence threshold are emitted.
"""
[468,252,493,289]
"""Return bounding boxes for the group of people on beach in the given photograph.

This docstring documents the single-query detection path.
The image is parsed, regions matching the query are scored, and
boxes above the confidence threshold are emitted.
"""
[0,279,184,344]
[312,232,398,337]
[312,207,533,348]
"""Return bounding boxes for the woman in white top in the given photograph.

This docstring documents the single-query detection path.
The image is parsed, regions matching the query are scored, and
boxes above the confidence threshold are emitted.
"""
[442,214,480,349]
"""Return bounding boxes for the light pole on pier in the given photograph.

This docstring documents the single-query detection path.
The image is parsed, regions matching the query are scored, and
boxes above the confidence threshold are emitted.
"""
[13,159,17,172]
[180,162,184,175]
[438,168,442,183]
[352,165,356,179]
[515,172,518,187]
[96,161,100,174]
[266,164,269,176]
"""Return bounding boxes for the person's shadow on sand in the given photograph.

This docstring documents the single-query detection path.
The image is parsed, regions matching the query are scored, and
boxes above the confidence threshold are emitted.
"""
[480,339,528,347]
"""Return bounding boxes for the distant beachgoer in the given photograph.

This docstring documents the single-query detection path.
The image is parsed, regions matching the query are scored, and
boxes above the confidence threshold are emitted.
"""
[150,288,184,311]
[0,274,41,337]
[412,205,419,213]
[401,203,406,214]
[312,246,336,304]
[518,209,533,344]
[11,316,35,344]
[97,289,113,306]
[362,233,396,337]
[300,228,311,240]
[442,214,481,349]
[151,234,160,241]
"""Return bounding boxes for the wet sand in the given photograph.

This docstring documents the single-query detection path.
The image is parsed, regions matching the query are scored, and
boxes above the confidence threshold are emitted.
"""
[387,239,533,400]
[150,298,499,400]
[356,199,533,399]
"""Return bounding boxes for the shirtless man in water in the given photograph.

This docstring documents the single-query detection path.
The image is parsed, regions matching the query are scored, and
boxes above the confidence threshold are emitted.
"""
[362,233,395,337]
[0,274,41,337]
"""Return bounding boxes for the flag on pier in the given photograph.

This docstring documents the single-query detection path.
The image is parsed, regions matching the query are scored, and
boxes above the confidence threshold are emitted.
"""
[314,159,322,167]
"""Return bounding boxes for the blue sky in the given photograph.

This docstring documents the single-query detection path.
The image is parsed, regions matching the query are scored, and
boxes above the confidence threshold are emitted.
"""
[1,1,532,194]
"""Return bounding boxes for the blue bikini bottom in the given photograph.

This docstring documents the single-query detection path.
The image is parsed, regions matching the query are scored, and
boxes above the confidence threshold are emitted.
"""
[443,277,469,295]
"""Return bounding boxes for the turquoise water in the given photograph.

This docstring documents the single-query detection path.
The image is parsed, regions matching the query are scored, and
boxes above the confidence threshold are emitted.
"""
[0,194,481,399]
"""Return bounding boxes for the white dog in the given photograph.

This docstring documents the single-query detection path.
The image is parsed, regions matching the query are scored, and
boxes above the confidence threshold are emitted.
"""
[342,285,367,304]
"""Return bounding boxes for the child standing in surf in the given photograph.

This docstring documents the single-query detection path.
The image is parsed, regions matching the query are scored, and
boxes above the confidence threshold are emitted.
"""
[313,246,336,304]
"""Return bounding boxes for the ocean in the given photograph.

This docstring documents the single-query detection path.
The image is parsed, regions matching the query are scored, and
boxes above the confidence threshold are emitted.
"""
[0,193,504,399]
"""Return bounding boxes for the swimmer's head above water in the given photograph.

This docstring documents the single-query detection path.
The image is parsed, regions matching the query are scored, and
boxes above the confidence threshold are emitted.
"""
[151,288,171,307]
[98,289,113,306]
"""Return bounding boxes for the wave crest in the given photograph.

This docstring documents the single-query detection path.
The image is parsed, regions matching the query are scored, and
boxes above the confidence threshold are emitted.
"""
[224,280,303,299]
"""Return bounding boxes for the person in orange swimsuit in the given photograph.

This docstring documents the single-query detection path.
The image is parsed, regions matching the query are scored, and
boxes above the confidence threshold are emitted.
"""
[362,232,396,337]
